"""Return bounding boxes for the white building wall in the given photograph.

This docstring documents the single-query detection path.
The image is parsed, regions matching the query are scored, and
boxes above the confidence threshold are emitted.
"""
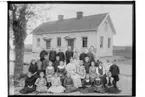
[96,17,114,57]
[32,31,97,53]
[32,17,114,57]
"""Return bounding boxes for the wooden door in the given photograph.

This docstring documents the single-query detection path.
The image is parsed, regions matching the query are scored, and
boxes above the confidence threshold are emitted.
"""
[46,40,51,49]
[68,39,74,50]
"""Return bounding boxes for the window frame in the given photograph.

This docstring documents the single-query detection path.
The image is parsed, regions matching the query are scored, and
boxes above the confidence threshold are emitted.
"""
[37,38,40,47]
[108,38,111,48]
[82,36,88,48]
[100,36,104,48]
[46,40,51,49]
[57,37,61,47]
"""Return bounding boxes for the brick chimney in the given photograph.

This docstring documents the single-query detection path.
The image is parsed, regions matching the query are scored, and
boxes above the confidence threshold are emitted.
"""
[76,11,83,19]
[58,15,64,21]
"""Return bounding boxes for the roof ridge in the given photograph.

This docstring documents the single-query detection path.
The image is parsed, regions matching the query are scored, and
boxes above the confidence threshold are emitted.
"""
[43,12,108,24]
[32,12,109,34]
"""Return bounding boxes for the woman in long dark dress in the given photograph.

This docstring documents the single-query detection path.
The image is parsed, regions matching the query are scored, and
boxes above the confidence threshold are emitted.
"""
[65,46,73,64]
[49,48,57,63]
[57,48,65,62]
[19,72,36,94]
[28,59,38,81]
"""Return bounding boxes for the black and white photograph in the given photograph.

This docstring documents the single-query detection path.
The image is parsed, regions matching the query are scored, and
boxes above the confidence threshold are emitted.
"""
[8,1,135,96]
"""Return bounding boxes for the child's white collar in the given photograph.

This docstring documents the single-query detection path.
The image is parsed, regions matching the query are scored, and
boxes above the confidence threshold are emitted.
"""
[58,65,65,69]
[47,66,53,69]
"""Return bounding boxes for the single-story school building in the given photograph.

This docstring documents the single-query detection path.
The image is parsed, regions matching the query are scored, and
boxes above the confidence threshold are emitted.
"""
[31,11,116,57]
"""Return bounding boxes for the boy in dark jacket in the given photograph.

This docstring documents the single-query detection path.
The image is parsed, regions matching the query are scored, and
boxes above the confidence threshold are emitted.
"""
[109,60,120,89]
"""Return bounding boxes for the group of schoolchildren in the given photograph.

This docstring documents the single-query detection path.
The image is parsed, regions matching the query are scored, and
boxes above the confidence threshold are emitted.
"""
[19,46,121,94]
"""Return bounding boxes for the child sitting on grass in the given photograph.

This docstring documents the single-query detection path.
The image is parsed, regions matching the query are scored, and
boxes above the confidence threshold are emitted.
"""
[28,59,38,81]
[93,74,105,93]
[35,71,47,93]
[19,72,36,94]
[80,74,94,93]
[63,73,77,93]
[48,73,65,93]
[105,71,120,94]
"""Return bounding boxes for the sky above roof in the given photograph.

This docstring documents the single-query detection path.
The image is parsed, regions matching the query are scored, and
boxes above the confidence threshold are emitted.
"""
[25,4,133,46]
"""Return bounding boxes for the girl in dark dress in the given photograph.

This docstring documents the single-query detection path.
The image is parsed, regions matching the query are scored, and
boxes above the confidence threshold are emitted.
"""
[84,56,91,73]
[56,61,66,86]
[80,74,94,93]
[93,74,106,93]
[28,59,38,81]
[64,73,77,93]
[46,74,52,89]
[65,46,73,64]
[105,72,120,94]
[42,55,49,73]
[54,56,60,72]
[19,72,36,94]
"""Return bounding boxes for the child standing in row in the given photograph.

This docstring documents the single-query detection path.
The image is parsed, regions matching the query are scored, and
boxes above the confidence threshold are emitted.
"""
[89,61,97,84]
[54,56,60,72]
[45,61,54,78]
[56,61,66,86]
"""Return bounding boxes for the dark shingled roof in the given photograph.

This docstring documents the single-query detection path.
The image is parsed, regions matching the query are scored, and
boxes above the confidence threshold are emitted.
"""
[32,13,109,35]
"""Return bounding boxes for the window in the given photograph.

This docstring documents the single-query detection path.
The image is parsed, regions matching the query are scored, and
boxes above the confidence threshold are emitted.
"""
[108,38,111,48]
[100,36,103,48]
[104,22,108,32]
[57,37,61,47]
[37,38,40,47]
[46,40,51,49]
[82,37,88,47]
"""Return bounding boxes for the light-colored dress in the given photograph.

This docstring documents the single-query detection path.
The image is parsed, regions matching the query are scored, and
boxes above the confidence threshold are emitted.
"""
[89,66,97,82]
[35,77,47,92]
[66,63,82,88]
[73,59,80,67]
[46,66,54,77]
[48,77,65,93]
[104,63,112,74]
[76,65,86,79]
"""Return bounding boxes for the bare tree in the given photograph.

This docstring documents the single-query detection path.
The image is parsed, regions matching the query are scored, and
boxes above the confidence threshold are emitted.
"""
[9,4,52,81]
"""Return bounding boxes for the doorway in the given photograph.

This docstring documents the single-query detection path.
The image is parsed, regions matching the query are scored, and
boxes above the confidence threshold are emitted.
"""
[46,40,51,49]
[67,39,74,50]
